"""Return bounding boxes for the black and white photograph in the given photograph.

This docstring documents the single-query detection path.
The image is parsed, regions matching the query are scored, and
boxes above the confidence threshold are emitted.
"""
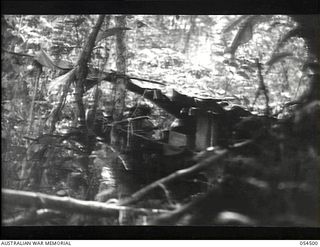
[1,3,319,238]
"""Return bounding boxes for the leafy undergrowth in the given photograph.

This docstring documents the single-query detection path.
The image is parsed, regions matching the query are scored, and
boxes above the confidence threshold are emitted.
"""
[2,100,319,226]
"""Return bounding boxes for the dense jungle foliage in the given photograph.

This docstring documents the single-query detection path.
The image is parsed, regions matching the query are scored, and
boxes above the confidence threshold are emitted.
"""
[1,15,319,226]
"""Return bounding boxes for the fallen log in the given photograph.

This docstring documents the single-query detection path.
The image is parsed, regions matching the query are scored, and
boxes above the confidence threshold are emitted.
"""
[2,189,169,217]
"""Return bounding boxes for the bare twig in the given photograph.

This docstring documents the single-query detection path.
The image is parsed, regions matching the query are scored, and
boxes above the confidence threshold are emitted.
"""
[294,73,304,99]
[110,116,150,125]
[158,183,175,206]
[104,144,130,171]
[128,76,166,86]
[253,59,270,115]
[2,189,169,217]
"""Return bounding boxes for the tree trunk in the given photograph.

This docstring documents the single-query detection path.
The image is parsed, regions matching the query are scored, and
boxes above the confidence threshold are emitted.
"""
[75,15,105,131]
[90,16,111,129]
[110,14,127,170]
[111,15,131,225]
[112,15,127,121]
[28,64,42,134]
[77,15,106,201]
[183,15,197,54]
[49,68,77,133]
[103,16,112,114]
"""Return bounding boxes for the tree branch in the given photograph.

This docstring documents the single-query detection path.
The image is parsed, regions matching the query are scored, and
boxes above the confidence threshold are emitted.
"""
[118,140,251,207]
[2,48,34,58]
[49,68,77,133]
[253,59,270,115]
[118,149,228,206]
[2,189,169,217]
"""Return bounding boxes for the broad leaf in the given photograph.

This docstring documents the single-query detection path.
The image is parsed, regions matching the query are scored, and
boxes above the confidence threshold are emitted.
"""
[227,20,253,56]
[274,28,303,51]
[225,15,272,57]
[266,52,293,67]
[237,71,250,80]
[55,60,74,70]
[223,15,251,33]
[136,20,148,28]
[34,48,57,70]
[34,48,74,70]
[48,67,77,93]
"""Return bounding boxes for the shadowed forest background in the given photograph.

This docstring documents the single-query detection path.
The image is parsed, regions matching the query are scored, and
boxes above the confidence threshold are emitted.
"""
[1,15,319,226]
